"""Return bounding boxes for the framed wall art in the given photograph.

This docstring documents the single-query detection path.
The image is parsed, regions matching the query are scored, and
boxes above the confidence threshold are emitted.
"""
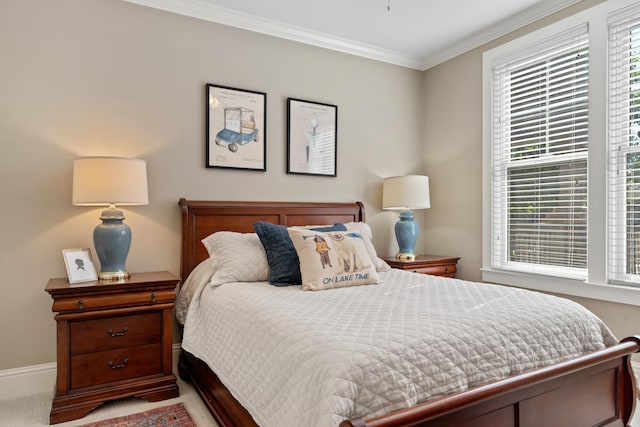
[287,98,337,177]
[62,248,98,283]
[206,83,267,171]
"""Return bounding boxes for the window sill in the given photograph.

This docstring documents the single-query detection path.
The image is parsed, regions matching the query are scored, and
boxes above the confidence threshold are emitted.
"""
[481,268,640,307]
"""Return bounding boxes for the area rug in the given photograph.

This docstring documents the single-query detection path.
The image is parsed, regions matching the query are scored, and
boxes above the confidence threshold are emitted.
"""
[78,403,197,427]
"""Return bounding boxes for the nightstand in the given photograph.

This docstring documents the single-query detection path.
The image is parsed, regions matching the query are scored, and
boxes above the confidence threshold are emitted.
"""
[45,271,180,424]
[384,255,460,278]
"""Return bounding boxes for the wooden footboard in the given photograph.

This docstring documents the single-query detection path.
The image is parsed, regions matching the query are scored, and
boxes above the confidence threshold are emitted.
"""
[342,336,640,427]
[179,337,639,427]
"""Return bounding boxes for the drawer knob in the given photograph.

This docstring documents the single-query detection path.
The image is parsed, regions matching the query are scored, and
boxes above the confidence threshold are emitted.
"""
[107,327,129,337]
[107,358,129,369]
[150,293,156,303]
[77,300,84,310]
[445,267,449,273]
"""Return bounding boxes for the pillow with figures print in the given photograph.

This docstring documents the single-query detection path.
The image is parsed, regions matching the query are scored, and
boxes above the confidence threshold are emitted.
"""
[344,222,391,272]
[253,221,347,286]
[287,228,379,291]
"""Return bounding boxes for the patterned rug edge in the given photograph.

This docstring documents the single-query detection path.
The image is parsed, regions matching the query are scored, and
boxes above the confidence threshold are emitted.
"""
[77,402,197,427]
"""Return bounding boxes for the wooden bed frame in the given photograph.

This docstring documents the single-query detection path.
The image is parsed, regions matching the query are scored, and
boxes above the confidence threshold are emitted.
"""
[177,198,640,427]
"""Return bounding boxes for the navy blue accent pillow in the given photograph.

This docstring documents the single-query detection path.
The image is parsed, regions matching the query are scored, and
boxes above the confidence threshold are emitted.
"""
[253,221,347,286]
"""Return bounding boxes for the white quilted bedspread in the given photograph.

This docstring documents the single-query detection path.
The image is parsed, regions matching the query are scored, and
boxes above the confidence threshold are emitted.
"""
[181,269,617,427]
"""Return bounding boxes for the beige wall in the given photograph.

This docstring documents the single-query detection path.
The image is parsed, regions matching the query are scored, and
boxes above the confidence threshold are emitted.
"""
[0,0,423,370]
[423,0,640,346]
[2,0,638,372]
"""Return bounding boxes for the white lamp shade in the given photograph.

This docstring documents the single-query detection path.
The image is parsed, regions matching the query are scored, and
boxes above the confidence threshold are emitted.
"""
[382,175,430,210]
[72,157,149,206]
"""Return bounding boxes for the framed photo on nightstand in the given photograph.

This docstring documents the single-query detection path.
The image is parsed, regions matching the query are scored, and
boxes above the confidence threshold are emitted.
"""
[62,248,98,283]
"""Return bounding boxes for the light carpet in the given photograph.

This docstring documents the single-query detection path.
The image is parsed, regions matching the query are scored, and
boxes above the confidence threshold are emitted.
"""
[0,371,218,427]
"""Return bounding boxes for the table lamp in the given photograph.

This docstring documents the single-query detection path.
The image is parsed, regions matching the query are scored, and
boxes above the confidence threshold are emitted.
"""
[382,175,430,260]
[72,156,148,280]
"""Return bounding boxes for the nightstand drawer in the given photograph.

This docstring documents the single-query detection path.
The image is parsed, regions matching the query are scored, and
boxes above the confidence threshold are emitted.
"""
[411,265,457,277]
[70,312,162,355]
[70,343,162,389]
[51,289,175,313]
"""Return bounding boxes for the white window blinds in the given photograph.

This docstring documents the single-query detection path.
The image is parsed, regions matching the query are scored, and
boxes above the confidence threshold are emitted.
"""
[608,4,640,285]
[490,25,589,278]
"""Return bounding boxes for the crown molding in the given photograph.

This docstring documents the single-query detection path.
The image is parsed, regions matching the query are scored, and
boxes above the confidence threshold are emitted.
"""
[122,0,583,71]
[419,0,584,70]
[122,0,424,69]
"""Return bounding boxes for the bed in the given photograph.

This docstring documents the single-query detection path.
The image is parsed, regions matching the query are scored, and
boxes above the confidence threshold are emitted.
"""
[176,199,640,427]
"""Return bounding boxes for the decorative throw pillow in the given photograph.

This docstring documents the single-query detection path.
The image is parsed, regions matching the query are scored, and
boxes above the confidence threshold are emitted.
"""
[253,221,347,286]
[201,231,270,286]
[344,222,391,272]
[287,228,379,291]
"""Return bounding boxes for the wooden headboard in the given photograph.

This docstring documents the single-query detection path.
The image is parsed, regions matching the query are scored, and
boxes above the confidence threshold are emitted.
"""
[178,199,365,283]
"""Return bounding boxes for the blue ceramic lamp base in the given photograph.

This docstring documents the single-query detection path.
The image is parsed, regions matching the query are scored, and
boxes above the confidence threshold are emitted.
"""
[395,209,419,261]
[94,206,132,280]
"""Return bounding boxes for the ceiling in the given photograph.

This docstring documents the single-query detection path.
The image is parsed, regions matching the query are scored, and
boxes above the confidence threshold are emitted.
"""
[123,0,582,70]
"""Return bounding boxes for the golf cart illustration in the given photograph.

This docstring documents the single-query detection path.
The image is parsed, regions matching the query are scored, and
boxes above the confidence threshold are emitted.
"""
[215,107,259,153]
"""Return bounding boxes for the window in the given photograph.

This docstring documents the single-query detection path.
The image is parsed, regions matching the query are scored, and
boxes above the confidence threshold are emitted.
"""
[489,25,589,279]
[483,0,640,305]
[608,4,640,285]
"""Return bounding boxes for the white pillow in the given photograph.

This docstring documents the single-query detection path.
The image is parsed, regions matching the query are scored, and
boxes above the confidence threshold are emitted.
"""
[201,231,270,286]
[288,228,379,291]
[344,222,391,272]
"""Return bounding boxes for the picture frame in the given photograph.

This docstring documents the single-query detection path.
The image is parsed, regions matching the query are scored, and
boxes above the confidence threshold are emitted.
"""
[287,98,337,177]
[206,83,267,171]
[62,248,98,283]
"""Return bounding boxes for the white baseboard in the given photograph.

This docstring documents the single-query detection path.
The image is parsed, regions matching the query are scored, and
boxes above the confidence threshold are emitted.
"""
[0,362,57,400]
[0,345,183,401]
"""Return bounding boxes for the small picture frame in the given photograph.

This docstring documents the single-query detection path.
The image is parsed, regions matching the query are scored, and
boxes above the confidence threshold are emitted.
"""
[287,98,337,177]
[62,248,98,283]
[206,83,267,171]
